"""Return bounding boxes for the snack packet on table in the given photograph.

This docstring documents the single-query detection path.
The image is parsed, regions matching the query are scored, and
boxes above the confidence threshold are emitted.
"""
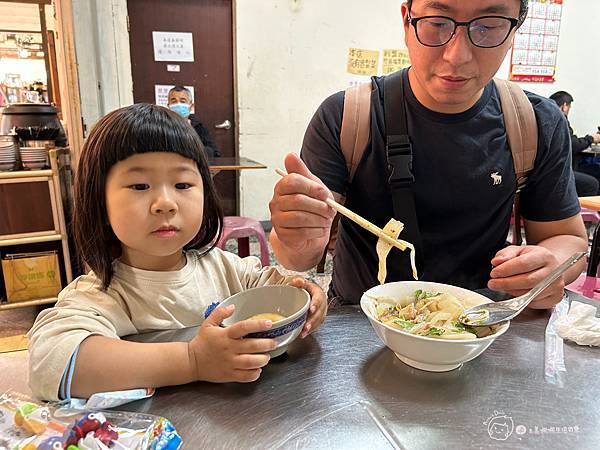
[0,390,182,450]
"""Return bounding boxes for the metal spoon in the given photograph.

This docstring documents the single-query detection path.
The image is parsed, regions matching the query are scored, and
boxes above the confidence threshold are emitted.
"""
[459,252,586,327]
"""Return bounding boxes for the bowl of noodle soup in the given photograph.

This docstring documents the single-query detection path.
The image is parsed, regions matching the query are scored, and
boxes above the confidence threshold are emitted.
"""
[360,281,510,372]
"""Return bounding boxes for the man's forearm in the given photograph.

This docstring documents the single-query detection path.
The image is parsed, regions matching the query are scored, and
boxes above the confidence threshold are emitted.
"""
[71,336,195,398]
[269,229,324,271]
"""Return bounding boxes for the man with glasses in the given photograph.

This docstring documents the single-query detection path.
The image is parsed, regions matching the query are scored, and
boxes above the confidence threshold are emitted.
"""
[270,0,587,309]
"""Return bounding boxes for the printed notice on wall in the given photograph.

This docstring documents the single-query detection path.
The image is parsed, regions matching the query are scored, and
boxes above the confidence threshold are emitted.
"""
[509,0,563,82]
[347,48,379,76]
[152,31,194,62]
[155,85,194,107]
[382,49,411,74]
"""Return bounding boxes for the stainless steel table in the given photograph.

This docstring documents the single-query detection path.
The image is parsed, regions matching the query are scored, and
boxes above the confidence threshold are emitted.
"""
[121,291,600,450]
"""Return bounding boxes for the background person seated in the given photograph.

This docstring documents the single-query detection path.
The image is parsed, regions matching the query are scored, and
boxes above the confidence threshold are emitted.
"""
[167,85,221,157]
[573,171,599,197]
[550,91,600,196]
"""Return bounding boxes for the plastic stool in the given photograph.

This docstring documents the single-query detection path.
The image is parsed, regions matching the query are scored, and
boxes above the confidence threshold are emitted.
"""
[217,216,270,266]
[580,207,600,223]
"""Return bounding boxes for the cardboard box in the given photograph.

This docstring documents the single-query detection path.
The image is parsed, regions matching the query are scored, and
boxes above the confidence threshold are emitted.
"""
[1,252,62,303]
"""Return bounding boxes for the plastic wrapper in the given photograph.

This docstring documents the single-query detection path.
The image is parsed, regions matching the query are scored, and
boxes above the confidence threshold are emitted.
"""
[555,300,600,346]
[64,389,155,410]
[544,293,569,386]
[0,390,182,450]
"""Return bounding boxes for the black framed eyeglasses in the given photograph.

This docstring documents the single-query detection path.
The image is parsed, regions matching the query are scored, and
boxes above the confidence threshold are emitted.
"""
[408,14,519,48]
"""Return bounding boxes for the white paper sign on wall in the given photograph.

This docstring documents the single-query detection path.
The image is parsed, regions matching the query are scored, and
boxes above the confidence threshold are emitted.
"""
[152,31,194,62]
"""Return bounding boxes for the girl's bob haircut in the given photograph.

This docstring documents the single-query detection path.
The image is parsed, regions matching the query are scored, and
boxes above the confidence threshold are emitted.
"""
[73,103,223,288]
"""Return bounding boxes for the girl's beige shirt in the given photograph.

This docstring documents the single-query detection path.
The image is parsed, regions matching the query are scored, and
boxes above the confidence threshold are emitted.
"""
[27,248,293,401]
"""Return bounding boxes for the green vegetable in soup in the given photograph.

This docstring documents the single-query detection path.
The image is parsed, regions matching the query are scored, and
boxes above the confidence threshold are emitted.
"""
[393,319,415,330]
[426,327,445,336]
[452,321,478,335]
[414,290,439,301]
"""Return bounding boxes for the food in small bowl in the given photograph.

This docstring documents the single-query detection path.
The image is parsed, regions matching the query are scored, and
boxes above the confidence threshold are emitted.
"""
[360,281,510,372]
[248,312,287,322]
[207,285,310,357]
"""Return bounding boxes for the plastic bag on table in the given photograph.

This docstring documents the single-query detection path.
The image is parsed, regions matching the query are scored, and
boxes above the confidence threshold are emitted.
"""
[0,390,182,450]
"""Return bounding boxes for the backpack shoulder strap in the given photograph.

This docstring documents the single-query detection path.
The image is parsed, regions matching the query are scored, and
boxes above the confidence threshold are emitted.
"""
[493,78,538,191]
[494,78,538,245]
[320,81,372,263]
[340,81,372,186]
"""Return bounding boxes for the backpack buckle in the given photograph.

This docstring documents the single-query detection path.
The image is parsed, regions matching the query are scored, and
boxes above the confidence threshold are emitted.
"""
[387,135,414,186]
[515,175,528,193]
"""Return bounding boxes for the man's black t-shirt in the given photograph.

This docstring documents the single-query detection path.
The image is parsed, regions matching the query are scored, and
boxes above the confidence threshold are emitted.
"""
[301,70,579,304]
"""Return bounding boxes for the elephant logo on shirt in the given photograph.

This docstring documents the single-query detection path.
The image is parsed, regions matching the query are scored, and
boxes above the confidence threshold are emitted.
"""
[491,172,502,185]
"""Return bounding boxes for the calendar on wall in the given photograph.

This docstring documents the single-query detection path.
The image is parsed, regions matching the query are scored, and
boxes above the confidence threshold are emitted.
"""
[509,0,563,82]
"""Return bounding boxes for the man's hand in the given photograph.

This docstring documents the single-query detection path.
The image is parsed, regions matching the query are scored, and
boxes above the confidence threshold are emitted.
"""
[488,245,566,309]
[269,153,336,268]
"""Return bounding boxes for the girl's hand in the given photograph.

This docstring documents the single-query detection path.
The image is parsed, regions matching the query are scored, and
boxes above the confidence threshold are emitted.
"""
[289,277,327,338]
[187,305,277,383]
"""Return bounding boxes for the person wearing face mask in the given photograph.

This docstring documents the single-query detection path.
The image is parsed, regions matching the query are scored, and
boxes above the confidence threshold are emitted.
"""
[167,86,221,157]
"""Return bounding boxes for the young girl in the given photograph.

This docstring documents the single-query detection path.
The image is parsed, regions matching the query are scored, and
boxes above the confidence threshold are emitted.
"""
[28,104,327,401]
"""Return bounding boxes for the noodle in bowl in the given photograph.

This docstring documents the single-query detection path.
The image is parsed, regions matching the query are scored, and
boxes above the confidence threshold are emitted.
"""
[360,281,510,372]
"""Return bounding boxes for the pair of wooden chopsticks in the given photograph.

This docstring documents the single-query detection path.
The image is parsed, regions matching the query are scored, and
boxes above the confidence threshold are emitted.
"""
[275,168,408,252]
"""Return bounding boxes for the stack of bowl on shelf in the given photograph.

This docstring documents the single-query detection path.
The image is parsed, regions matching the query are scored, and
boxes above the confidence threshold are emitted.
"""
[19,138,55,170]
[0,135,18,171]
[0,103,66,171]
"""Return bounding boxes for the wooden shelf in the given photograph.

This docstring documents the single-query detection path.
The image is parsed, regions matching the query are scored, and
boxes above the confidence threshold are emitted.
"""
[0,169,53,180]
[0,149,73,309]
[0,296,57,311]
[0,233,62,247]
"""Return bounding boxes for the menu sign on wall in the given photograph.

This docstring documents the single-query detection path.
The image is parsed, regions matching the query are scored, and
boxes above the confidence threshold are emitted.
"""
[382,49,411,75]
[509,0,563,82]
[347,48,379,76]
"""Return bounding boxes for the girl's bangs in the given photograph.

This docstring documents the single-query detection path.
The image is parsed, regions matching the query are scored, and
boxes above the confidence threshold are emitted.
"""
[101,104,204,165]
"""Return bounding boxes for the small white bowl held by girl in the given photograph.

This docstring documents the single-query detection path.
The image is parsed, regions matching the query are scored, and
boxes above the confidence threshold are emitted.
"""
[204,285,310,357]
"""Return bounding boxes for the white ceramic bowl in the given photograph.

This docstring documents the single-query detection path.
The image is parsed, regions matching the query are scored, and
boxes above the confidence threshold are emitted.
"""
[205,285,310,358]
[360,281,510,372]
